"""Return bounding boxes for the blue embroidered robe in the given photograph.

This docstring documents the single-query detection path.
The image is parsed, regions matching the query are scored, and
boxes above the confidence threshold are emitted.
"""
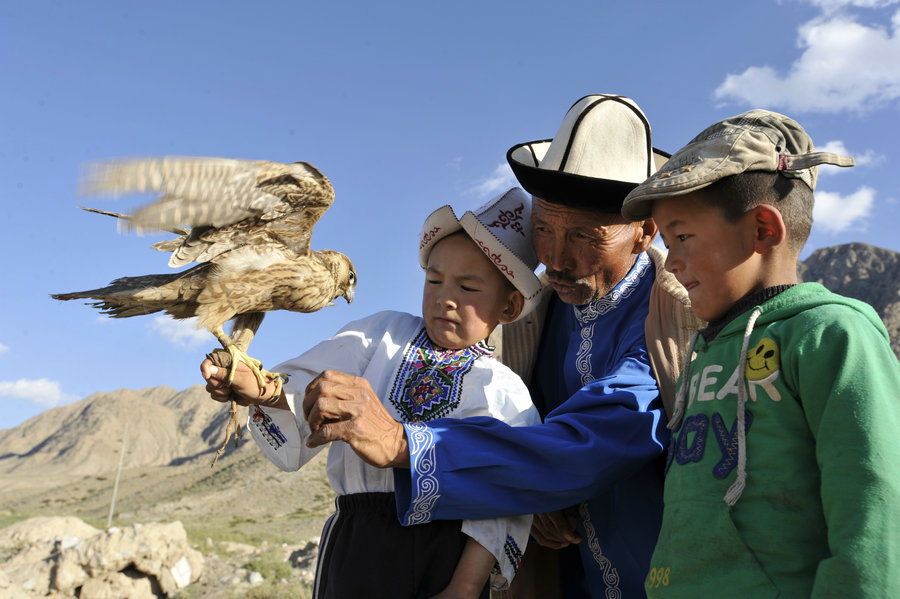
[394,253,669,599]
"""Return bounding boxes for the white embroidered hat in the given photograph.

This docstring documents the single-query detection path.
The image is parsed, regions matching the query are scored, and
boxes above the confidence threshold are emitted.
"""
[418,187,542,320]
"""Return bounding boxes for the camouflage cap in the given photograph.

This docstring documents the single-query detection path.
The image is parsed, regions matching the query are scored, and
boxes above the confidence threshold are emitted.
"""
[621,109,855,221]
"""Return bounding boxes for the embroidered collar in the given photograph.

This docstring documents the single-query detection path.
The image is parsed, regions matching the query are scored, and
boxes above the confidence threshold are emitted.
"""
[428,336,495,359]
[388,328,493,421]
[574,252,652,325]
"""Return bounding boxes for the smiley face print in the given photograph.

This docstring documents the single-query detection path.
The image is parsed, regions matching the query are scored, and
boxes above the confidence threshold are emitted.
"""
[746,337,780,381]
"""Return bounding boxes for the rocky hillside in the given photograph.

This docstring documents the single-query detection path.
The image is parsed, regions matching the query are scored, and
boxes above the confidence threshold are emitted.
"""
[798,242,900,358]
[0,386,234,476]
[0,387,334,598]
[0,385,335,541]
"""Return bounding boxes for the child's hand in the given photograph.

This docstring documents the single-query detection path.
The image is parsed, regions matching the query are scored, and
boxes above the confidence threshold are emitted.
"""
[530,509,582,549]
[200,358,269,405]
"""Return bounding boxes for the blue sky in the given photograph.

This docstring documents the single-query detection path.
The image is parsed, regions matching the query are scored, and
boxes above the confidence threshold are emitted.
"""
[2,0,898,429]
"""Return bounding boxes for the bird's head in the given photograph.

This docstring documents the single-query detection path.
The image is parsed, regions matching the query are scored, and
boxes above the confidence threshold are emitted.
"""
[320,250,357,305]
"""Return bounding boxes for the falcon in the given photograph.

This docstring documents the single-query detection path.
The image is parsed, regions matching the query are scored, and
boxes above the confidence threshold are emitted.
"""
[52,157,357,462]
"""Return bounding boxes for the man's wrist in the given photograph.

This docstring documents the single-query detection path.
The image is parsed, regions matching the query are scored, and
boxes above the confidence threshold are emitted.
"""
[389,426,411,469]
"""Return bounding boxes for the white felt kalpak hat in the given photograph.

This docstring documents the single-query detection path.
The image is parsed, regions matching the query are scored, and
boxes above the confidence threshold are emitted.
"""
[507,94,670,213]
[418,187,542,321]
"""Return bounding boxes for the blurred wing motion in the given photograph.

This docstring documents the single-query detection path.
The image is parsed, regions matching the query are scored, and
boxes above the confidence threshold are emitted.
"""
[52,157,357,463]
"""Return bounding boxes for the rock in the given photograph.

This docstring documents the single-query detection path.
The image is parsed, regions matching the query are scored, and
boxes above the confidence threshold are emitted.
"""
[219,540,256,556]
[1,517,203,597]
[288,539,318,570]
[288,538,319,585]
[0,516,101,548]
[0,569,31,599]
[78,569,159,599]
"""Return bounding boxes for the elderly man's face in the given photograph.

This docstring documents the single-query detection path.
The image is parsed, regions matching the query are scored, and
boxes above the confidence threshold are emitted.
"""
[532,198,654,305]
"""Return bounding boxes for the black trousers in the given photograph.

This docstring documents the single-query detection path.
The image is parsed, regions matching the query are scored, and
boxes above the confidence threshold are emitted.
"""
[313,492,488,599]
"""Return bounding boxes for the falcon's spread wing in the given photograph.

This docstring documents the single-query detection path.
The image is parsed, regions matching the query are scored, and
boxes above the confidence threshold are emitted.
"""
[79,157,335,267]
[56,156,356,467]
[56,154,356,357]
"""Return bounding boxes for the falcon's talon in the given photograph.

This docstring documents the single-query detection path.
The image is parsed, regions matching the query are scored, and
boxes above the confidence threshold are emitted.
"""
[225,344,270,391]
[211,399,242,469]
[266,370,289,384]
[261,376,285,406]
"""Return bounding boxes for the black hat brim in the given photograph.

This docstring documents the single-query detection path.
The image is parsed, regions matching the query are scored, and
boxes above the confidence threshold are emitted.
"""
[507,141,671,213]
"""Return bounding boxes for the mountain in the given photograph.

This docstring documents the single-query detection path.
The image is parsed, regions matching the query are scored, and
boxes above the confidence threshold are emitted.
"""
[0,386,241,476]
[798,242,900,359]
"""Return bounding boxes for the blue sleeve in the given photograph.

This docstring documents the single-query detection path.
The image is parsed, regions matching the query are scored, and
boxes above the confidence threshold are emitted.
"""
[394,353,669,524]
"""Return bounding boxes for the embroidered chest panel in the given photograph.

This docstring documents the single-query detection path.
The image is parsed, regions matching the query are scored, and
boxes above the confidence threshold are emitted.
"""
[570,253,651,386]
[388,327,492,421]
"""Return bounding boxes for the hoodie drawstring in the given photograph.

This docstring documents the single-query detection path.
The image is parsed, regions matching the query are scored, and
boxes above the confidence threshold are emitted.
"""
[724,307,762,506]
[668,307,763,506]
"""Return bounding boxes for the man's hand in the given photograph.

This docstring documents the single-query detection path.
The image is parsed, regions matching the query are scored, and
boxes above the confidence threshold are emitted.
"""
[530,509,582,549]
[303,370,410,469]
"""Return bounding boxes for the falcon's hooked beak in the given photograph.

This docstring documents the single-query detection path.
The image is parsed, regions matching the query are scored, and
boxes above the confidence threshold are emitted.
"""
[327,288,353,307]
[342,268,356,304]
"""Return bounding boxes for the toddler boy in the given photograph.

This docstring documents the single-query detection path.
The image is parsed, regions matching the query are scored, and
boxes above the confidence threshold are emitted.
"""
[203,187,542,598]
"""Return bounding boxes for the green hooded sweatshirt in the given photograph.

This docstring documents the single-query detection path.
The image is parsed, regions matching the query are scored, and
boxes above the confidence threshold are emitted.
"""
[647,283,900,598]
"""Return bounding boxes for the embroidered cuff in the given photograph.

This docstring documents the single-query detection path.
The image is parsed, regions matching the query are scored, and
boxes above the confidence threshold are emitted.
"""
[247,405,303,471]
[402,421,440,526]
[249,405,288,450]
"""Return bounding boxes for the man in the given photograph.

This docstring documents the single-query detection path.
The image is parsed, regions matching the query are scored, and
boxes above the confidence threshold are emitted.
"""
[303,94,701,598]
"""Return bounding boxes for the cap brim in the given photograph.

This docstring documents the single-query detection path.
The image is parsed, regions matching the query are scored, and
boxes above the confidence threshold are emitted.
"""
[418,205,462,267]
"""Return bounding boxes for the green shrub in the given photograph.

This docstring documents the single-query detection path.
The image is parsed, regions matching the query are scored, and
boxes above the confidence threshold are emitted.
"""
[244,549,293,582]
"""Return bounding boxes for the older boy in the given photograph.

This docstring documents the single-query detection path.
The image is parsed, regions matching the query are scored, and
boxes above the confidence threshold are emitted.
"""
[622,109,900,597]
[202,188,543,598]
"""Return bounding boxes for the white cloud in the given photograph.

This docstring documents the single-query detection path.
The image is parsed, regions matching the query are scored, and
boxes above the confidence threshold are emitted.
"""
[0,378,79,408]
[813,185,876,231]
[0,342,8,356]
[714,9,900,112]
[150,316,211,349]
[815,140,885,175]
[468,163,517,198]
[800,0,900,13]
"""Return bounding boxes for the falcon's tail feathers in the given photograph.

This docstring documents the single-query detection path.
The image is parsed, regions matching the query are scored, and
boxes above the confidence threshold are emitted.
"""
[51,271,200,319]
